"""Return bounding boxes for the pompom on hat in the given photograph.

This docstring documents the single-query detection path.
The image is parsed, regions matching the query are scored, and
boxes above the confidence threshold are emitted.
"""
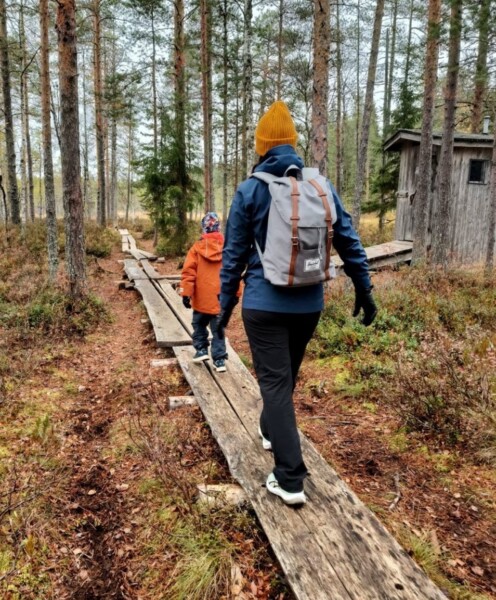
[255,100,298,157]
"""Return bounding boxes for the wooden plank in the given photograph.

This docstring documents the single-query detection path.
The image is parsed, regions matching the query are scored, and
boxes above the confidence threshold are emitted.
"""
[123,259,149,281]
[118,228,129,236]
[173,345,353,600]
[196,484,247,507]
[209,343,446,600]
[169,395,198,409]
[150,358,179,368]
[333,241,413,273]
[134,279,191,347]
[154,280,194,336]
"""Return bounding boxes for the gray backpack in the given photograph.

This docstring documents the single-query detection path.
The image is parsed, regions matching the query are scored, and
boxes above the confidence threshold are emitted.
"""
[252,166,337,287]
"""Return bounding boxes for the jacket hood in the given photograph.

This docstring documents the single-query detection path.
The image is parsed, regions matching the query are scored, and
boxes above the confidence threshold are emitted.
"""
[196,231,224,261]
[253,144,304,177]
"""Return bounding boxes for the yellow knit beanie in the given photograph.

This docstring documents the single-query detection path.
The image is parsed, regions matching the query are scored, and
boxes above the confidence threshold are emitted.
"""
[255,100,298,157]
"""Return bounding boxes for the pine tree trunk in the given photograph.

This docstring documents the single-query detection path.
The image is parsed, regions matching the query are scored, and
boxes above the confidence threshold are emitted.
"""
[174,0,188,251]
[404,0,414,84]
[277,0,283,99]
[109,29,117,223]
[126,117,133,224]
[352,0,385,228]
[311,0,331,176]
[379,26,390,233]
[335,0,343,195]
[151,8,158,157]
[470,0,490,134]
[93,0,106,226]
[222,0,228,223]
[385,0,398,133]
[0,0,19,224]
[485,115,496,274]
[412,0,441,264]
[40,0,58,280]
[431,0,462,268]
[56,0,86,299]
[200,0,213,212]
[241,0,253,176]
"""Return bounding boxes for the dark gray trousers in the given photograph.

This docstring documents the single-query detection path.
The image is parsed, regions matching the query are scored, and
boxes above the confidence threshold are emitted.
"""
[242,308,321,492]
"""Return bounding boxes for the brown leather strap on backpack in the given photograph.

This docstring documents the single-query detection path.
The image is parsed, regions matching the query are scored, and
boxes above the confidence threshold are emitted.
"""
[288,176,300,286]
[308,179,334,279]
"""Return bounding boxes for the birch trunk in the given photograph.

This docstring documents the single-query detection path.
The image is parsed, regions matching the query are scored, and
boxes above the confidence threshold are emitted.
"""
[311,0,331,177]
[431,0,462,268]
[40,0,58,279]
[56,0,86,299]
[19,1,34,221]
[352,0,385,228]
[0,0,20,224]
[412,0,441,264]
[93,0,106,226]
[470,0,490,134]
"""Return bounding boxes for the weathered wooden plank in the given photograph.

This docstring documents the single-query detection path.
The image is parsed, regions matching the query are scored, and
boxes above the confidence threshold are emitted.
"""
[168,395,197,409]
[154,280,194,336]
[134,279,191,347]
[196,484,247,507]
[150,357,179,368]
[333,241,413,273]
[123,259,149,281]
[173,345,352,600]
[118,228,129,236]
[210,343,446,600]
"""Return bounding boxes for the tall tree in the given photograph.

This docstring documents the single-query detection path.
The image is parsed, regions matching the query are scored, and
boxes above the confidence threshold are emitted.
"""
[19,1,35,221]
[412,0,441,264]
[40,0,59,279]
[335,0,343,194]
[311,0,331,176]
[93,0,106,226]
[276,0,283,99]
[431,0,462,267]
[470,0,491,134]
[352,0,385,228]
[173,0,188,250]
[200,0,213,211]
[0,0,20,224]
[221,0,229,222]
[56,0,86,299]
[241,0,253,177]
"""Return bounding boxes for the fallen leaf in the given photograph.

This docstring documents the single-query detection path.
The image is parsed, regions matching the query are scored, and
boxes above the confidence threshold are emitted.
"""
[87,489,97,496]
[471,566,484,576]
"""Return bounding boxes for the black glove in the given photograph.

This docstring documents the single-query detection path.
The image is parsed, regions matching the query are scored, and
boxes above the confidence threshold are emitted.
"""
[215,297,239,339]
[182,296,191,309]
[353,287,377,326]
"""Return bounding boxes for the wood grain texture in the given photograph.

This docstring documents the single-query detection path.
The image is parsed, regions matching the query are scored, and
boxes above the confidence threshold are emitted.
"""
[190,343,446,600]
[134,279,191,347]
[123,259,149,281]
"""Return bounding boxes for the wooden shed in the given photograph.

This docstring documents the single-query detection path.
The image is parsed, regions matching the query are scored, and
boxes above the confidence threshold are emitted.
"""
[384,129,495,264]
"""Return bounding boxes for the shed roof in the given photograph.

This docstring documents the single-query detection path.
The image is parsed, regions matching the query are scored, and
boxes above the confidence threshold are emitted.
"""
[384,129,494,152]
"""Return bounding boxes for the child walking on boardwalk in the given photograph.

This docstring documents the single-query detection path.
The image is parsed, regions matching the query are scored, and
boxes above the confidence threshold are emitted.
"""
[180,212,229,373]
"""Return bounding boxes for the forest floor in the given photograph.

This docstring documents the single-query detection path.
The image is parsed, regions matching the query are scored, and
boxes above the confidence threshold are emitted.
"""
[0,225,495,599]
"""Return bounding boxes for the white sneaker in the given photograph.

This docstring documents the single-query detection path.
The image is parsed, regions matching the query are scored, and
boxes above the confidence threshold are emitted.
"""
[266,472,306,505]
[258,425,272,451]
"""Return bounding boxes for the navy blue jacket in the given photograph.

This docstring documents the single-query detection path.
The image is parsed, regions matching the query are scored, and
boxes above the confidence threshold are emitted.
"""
[220,145,371,313]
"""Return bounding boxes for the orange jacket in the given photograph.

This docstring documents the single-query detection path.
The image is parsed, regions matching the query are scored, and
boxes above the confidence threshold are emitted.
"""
[180,232,225,315]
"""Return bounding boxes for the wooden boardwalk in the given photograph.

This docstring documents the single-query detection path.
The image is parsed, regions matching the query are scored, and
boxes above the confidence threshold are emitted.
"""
[118,231,446,600]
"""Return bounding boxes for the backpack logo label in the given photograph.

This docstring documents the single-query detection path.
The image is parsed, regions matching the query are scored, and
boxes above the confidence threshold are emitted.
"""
[304,258,320,272]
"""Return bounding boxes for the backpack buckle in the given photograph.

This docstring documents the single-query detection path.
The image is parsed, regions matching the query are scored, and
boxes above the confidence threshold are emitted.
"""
[291,236,300,247]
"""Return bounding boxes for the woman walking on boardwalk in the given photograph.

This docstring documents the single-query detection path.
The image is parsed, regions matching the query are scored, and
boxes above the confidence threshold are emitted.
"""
[218,101,376,505]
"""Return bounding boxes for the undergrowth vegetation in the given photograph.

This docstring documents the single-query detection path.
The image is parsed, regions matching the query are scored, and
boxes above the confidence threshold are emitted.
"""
[312,266,496,463]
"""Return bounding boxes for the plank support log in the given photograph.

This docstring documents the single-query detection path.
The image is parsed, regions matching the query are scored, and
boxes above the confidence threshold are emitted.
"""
[196,484,248,508]
[169,395,198,409]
